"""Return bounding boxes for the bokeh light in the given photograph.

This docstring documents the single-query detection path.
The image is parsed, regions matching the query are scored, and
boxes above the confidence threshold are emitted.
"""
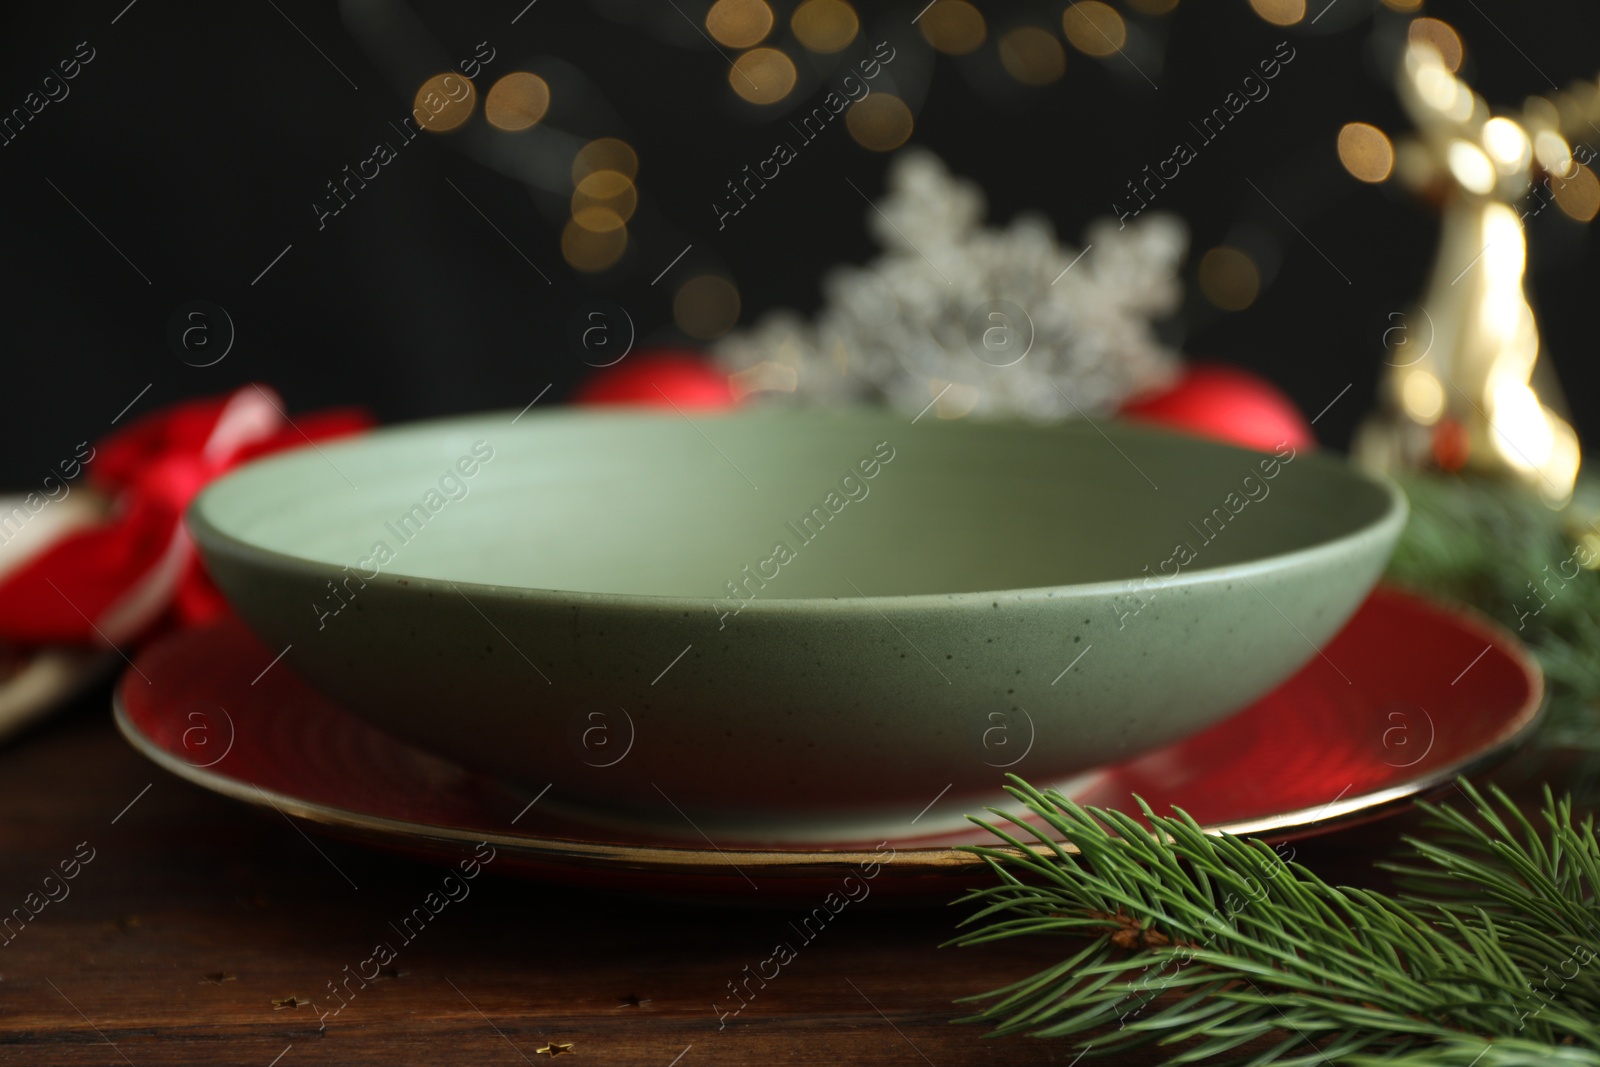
[791,0,858,53]
[1247,0,1305,27]
[998,27,1066,86]
[1447,139,1496,195]
[412,73,476,133]
[1409,18,1463,72]
[1523,96,1561,134]
[1480,117,1531,175]
[919,1,986,55]
[730,47,797,105]
[1580,532,1600,571]
[674,276,742,340]
[1338,122,1395,183]
[1401,369,1446,424]
[573,138,638,185]
[1553,164,1600,222]
[1533,129,1574,176]
[562,218,627,272]
[706,0,773,49]
[572,171,637,224]
[846,94,914,152]
[572,206,625,234]
[484,72,549,132]
[1198,247,1261,311]
[1061,3,1126,57]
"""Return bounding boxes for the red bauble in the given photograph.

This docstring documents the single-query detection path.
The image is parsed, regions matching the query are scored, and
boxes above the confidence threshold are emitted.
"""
[1120,363,1315,452]
[574,349,736,410]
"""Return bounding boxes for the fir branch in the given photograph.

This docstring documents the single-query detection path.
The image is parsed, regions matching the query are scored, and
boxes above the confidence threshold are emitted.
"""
[950,776,1600,1065]
[1383,474,1600,747]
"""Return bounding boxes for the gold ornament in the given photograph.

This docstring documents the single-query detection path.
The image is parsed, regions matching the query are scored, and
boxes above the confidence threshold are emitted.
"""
[1353,25,1596,506]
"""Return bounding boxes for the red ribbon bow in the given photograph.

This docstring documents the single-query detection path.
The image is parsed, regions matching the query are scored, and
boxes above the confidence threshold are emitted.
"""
[0,385,372,647]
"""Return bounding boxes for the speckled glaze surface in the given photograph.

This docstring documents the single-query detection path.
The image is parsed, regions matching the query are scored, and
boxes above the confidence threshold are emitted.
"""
[187,408,1407,841]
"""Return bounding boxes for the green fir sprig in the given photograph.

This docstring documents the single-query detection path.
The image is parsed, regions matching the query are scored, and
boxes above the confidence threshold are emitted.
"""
[1384,473,1600,748]
[950,776,1600,1065]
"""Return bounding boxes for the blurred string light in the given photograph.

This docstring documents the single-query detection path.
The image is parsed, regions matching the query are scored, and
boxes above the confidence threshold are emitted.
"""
[399,63,644,275]
[1481,116,1531,174]
[573,204,626,233]
[1446,139,1496,194]
[919,1,986,56]
[1061,3,1125,58]
[1408,18,1463,73]
[730,46,797,104]
[1401,368,1446,424]
[349,0,1188,295]
[473,0,1178,285]
[1197,247,1260,311]
[485,72,549,131]
[1530,127,1571,174]
[413,72,476,132]
[1552,165,1600,221]
[565,137,640,272]
[562,215,628,272]
[847,93,914,151]
[998,27,1066,87]
[573,137,639,183]
[790,0,858,54]
[573,169,637,223]
[1246,0,1305,28]
[1338,122,1396,182]
[706,0,772,48]
[341,5,656,282]
[594,0,1185,133]
[674,275,742,339]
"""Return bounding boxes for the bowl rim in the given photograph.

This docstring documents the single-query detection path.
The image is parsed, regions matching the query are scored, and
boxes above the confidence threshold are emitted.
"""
[187,408,1409,613]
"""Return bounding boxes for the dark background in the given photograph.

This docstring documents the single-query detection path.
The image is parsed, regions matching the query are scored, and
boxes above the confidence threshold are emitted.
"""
[1,0,1595,488]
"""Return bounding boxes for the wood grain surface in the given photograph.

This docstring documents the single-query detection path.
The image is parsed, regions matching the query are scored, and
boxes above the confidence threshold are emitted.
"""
[0,684,1513,1067]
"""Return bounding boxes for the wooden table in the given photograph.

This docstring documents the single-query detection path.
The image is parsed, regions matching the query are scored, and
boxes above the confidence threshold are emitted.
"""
[0,685,1528,1066]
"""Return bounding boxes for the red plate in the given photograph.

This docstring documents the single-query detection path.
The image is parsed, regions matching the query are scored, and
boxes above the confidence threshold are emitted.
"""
[114,588,1542,901]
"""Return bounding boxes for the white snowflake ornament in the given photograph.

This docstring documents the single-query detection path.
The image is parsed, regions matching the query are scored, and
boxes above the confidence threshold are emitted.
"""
[715,149,1187,421]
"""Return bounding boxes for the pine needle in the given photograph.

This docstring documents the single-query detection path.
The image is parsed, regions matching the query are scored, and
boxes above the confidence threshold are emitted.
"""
[950,775,1600,1065]
[1384,474,1600,749]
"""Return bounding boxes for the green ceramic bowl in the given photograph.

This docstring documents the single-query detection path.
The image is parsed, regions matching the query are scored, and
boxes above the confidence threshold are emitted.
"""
[188,408,1406,843]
